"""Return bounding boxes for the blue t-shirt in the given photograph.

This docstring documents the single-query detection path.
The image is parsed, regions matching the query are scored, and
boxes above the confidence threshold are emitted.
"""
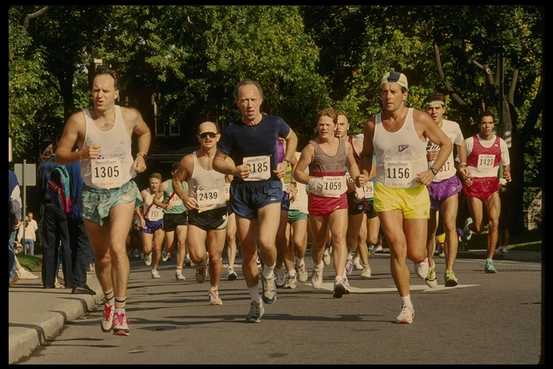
[218,115,290,182]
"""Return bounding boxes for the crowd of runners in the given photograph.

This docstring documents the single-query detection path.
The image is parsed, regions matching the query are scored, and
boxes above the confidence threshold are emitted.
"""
[52,66,511,335]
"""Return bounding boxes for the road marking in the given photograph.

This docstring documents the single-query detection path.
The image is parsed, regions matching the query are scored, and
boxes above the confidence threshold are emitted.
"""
[316,282,479,293]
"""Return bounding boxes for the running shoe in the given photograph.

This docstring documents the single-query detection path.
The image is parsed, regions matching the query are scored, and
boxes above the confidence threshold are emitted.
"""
[415,257,429,279]
[345,256,354,275]
[196,262,208,283]
[246,300,264,323]
[162,250,171,262]
[112,309,129,336]
[374,245,383,253]
[425,264,438,288]
[208,289,223,305]
[353,255,363,270]
[185,254,192,266]
[296,261,309,283]
[151,269,161,279]
[284,273,297,289]
[175,270,186,281]
[462,217,474,241]
[144,252,152,266]
[484,258,497,273]
[496,246,509,255]
[360,265,372,279]
[444,270,458,287]
[261,273,277,304]
[396,304,415,324]
[342,275,352,294]
[227,268,238,281]
[18,268,39,280]
[311,263,324,289]
[368,244,376,255]
[323,248,331,266]
[275,266,286,288]
[333,278,347,298]
[101,303,114,332]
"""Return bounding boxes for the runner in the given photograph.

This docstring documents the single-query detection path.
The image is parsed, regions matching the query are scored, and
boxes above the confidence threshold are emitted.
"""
[359,71,452,324]
[294,107,364,298]
[286,151,310,284]
[224,175,239,281]
[213,79,298,322]
[173,120,229,305]
[461,111,511,273]
[161,162,189,280]
[55,66,151,335]
[138,173,166,279]
[424,93,468,287]
[335,112,375,279]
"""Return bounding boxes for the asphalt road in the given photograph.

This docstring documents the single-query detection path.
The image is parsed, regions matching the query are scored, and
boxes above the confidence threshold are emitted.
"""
[21,254,542,364]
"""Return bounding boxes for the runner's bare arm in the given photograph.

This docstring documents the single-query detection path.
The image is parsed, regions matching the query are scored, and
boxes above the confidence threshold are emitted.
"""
[293,144,314,185]
[55,112,90,163]
[503,164,512,182]
[283,129,298,164]
[417,111,453,185]
[127,108,151,173]
[456,142,469,179]
[359,118,376,180]
[346,143,364,186]
[172,154,198,210]
[213,150,249,179]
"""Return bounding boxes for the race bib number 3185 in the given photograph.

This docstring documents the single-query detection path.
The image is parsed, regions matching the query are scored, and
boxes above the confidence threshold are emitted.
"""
[91,158,122,188]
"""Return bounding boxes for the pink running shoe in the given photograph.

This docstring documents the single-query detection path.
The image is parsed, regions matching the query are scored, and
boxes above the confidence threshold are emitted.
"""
[101,303,114,332]
[112,309,130,336]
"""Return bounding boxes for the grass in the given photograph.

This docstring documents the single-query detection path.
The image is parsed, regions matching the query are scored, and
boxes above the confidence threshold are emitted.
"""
[16,254,42,272]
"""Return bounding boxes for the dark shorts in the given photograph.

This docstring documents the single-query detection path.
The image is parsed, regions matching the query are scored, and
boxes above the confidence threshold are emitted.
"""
[231,180,283,219]
[144,219,163,234]
[463,177,500,202]
[163,212,188,231]
[188,207,229,231]
[428,175,463,210]
[347,192,377,218]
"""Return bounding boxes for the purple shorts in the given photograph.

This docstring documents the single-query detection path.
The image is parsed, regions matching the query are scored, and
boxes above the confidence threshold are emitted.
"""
[428,175,462,210]
[144,219,164,234]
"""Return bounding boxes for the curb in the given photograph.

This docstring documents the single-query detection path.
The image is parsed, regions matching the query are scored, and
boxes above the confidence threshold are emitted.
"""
[9,274,103,364]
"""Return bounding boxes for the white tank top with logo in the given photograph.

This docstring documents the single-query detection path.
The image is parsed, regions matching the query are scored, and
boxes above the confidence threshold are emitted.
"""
[188,152,227,212]
[80,105,135,189]
[142,189,165,221]
[373,108,428,188]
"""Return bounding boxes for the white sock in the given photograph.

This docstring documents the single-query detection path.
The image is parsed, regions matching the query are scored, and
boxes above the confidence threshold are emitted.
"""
[288,269,296,277]
[262,264,275,279]
[401,295,413,309]
[248,285,261,303]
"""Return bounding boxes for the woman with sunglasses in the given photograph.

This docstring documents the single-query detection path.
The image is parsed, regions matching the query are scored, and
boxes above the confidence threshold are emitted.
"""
[172,121,228,305]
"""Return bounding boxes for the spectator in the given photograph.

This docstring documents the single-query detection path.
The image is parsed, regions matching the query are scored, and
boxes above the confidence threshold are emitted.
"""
[17,211,38,256]
[9,168,22,286]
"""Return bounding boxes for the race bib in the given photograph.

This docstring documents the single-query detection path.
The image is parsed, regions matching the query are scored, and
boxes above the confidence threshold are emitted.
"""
[477,154,496,170]
[384,161,413,187]
[197,188,222,212]
[310,176,347,197]
[91,158,122,188]
[363,181,375,199]
[148,206,164,220]
[243,155,271,181]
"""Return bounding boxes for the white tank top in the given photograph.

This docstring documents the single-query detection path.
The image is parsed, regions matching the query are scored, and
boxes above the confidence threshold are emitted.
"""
[188,151,227,212]
[373,108,428,188]
[80,105,135,189]
[142,189,165,221]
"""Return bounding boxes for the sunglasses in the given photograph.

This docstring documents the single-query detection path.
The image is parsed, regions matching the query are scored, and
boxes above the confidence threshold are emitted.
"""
[387,70,401,82]
[199,132,217,139]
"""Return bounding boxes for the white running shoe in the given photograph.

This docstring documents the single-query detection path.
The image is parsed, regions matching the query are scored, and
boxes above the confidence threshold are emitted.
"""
[261,273,277,304]
[275,266,286,288]
[396,304,415,324]
[284,273,297,289]
[227,268,238,281]
[360,265,372,279]
[246,300,264,323]
[296,260,309,283]
[462,217,474,241]
[162,250,171,262]
[144,252,152,266]
[311,263,324,289]
[353,255,363,270]
[374,245,383,253]
[415,257,429,279]
[175,270,186,281]
[345,256,354,275]
[208,289,223,305]
[151,269,161,279]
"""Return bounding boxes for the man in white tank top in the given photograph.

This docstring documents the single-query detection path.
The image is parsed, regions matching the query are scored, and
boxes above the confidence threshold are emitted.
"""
[54,66,151,336]
[359,71,452,324]
[172,121,228,305]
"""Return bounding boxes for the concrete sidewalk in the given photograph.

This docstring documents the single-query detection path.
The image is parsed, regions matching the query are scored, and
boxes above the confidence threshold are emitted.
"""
[8,249,541,364]
[8,271,103,364]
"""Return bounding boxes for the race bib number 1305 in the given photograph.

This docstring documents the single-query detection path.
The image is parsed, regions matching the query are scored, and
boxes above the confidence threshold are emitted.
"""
[91,158,122,188]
